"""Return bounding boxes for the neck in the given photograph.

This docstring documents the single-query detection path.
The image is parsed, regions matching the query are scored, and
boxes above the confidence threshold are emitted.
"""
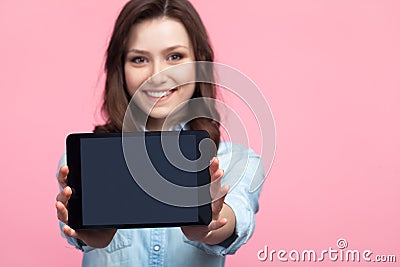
[146,117,165,131]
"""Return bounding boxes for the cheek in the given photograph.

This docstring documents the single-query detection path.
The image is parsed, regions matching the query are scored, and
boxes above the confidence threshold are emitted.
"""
[171,64,196,86]
[124,66,148,95]
[179,84,196,100]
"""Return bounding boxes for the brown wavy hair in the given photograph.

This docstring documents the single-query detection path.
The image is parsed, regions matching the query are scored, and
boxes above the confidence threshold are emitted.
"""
[94,0,221,148]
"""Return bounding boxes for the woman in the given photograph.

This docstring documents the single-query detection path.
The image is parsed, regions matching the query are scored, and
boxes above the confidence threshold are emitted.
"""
[56,0,263,266]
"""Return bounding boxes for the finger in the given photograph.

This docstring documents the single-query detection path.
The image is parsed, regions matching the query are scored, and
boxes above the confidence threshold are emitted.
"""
[211,190,224,213]
[56,186,72,206]
[62,224,79,239]
[211,168,224,183]
[220,184,230,198]
[211,180,229,202]
[208,218,228,231]
[209,157,219,175]
[211,185,230,220]
[56,201,68,224]
[57,165,69,188]
[210,169,224,199]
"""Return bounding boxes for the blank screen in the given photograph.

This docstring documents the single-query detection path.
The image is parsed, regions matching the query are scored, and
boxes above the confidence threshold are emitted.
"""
[79,135,198,226]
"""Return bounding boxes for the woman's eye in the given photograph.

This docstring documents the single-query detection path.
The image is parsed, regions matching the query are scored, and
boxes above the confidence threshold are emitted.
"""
[168,54,183,61]
[131,57,148,64]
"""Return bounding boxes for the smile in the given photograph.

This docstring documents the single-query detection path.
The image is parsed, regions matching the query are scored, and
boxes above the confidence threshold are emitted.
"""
[144,88,177,99]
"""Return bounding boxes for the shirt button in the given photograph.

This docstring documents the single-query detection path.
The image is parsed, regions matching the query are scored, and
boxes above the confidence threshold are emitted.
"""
[153,245,160,251]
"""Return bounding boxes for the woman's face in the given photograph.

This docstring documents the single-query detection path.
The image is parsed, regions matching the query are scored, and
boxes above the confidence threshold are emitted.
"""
[124,17,196,129]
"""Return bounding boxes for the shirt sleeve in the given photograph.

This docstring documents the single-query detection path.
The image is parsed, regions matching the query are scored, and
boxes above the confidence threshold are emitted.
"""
[183,143,265,256]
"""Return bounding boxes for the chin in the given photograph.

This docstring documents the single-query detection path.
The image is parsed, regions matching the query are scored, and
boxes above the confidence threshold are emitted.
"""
[148,108,171,120]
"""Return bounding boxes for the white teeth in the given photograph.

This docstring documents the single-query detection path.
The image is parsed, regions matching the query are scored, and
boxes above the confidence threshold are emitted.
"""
[145,90,173,98]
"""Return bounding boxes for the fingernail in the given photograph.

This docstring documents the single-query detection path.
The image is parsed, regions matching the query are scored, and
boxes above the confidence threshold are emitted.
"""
[65,186,72,195]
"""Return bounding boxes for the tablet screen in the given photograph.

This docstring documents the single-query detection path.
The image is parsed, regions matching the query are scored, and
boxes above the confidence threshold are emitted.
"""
[66,131,211,229]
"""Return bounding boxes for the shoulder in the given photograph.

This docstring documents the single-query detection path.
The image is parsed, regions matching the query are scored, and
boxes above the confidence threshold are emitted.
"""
[216,142,263,178]
[217,142,261,161]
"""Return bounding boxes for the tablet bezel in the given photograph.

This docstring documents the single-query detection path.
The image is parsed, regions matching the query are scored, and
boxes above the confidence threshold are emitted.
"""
[66,130,212,230]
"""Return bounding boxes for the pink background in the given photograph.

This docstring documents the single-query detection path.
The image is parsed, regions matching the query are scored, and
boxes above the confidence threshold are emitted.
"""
[1,0,399,266]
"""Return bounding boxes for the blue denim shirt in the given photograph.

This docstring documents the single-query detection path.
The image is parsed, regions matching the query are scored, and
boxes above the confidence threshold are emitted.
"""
[57,141,264,267]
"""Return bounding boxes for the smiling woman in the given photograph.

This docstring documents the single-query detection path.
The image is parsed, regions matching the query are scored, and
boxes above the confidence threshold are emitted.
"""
[96,0,221,147]
[124,18,196,129]
[54,0,265,266]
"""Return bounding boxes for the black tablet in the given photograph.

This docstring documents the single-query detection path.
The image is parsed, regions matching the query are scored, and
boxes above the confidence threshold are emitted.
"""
[66,130,212,230]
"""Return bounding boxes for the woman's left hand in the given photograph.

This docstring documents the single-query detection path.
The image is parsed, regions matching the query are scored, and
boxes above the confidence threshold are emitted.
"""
[181,157,233,244]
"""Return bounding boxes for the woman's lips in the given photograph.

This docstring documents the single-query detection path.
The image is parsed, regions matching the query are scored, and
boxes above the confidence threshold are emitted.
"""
[143,88,177,102]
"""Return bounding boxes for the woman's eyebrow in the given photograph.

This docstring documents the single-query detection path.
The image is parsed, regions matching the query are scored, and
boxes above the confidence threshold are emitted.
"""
[127,45,189,55]
[163,45,189,52]
[126,45,189,55]
[126,48,150,55]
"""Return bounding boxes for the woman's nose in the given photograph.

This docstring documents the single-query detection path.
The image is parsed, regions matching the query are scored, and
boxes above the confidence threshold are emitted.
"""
[149,61,168,85]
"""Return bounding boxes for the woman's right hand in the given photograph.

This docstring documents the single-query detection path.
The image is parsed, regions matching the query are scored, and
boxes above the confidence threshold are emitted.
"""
[56,165,117,248]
